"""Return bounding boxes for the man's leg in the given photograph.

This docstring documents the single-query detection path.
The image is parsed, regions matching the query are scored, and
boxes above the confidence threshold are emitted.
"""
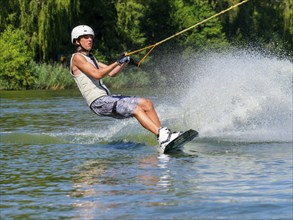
[132,98,182,150]
[138,98,161,128]
[133,98,161,135]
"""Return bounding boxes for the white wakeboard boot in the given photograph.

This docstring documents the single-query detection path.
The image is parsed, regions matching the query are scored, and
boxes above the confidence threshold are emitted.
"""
[158,127,182,152]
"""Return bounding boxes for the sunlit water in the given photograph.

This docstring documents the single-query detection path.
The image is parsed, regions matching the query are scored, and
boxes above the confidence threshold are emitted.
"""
[1,51,292,219]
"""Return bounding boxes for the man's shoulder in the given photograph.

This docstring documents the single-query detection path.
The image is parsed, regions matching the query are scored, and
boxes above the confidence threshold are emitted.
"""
[72,53,87,62]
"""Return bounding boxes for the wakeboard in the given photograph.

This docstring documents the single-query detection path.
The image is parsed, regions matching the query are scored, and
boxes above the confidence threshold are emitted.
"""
[164,129,198,154]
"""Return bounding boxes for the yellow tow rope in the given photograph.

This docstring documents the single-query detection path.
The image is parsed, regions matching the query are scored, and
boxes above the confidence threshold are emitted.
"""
[125,0,249,67]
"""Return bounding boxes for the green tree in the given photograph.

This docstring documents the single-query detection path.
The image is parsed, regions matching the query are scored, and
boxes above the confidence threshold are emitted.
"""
[1,0,292,66]
[211,0,293,53]
[0,26,33,89]
[115,0,147,58]
[142,0,174,43]
[0,1,20,32]
[282,0,293,36]
[75,0,120,60]
[18,0,79,61]
[169,0,227,56]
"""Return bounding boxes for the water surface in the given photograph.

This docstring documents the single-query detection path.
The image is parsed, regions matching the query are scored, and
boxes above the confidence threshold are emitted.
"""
[1,51,292,219]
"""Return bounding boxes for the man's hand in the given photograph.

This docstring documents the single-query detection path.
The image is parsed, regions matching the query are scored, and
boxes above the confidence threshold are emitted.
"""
[117,55,130,65]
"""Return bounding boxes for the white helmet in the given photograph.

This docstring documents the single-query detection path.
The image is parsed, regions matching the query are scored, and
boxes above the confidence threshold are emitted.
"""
[71,25,95,44]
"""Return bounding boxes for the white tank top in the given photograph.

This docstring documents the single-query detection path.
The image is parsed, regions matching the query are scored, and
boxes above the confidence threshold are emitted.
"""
[70,53,110,106]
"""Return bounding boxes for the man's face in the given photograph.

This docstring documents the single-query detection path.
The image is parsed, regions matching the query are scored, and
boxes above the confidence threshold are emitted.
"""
[78,34,94,51]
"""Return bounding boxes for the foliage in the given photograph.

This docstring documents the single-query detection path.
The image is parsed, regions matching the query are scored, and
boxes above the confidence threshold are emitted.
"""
[17,0,79,61]
[30,62,75,90]
[76,0,121,59]
[0,0,292,90]
[103,66,166,89]
[2,0,291,64]
[92,50,108,64]
[211,0,293,54]
[0,26,33,90]
[115,0,147,49]
[169,0,227,56]
[142,0,174,43]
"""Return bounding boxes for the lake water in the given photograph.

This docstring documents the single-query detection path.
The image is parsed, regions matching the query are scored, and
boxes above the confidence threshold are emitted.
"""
[1,51,292,219]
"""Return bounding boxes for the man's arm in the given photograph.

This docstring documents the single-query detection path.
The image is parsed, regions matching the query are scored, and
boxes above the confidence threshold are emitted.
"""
[72,53,120,79]
[99,62,128,77]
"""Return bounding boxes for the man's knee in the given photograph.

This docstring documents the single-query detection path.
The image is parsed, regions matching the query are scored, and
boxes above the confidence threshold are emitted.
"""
[139,98,154,111]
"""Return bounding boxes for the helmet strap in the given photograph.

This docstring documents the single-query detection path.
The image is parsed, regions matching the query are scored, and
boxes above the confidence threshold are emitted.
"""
[76,40,90,54]
[77,45,89,53]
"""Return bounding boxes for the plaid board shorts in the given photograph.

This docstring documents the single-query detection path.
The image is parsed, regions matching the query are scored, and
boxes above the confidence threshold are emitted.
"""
[90,95,139,119]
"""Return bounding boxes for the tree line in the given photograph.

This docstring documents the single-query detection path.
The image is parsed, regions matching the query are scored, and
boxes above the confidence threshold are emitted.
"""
[0,0,292,89]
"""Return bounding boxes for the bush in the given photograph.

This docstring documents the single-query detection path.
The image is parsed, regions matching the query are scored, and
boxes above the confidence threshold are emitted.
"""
[30,62,75,90]
[0,26,34,90]
[103,66,167,88]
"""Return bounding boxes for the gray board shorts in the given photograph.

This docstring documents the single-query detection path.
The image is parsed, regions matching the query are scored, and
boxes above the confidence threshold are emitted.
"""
[90,95,139,119]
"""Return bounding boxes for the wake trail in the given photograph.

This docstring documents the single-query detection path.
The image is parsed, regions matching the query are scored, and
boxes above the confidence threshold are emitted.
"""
[171,50,292,142]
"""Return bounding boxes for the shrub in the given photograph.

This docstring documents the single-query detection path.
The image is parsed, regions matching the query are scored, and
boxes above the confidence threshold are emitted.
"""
[0,26,34,89]
[103,66,166,88]
[30,62,75,90]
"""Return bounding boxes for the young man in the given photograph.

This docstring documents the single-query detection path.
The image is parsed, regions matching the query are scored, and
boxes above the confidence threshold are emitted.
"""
[70,25,181,151]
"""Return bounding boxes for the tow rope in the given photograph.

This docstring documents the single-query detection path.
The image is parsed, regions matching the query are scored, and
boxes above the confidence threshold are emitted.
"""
[125,0,249,67]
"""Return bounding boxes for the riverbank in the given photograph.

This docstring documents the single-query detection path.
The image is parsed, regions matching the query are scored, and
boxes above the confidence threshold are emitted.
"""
[0,61,166,91]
